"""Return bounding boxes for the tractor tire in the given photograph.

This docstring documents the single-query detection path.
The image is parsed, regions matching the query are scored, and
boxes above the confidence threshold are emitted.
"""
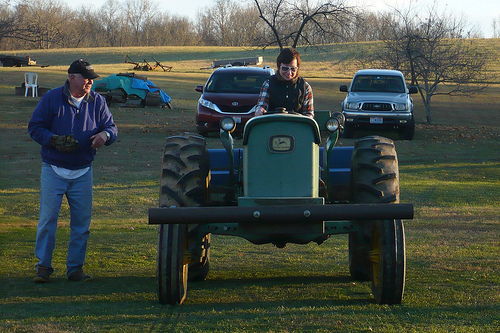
[158,224,188,305]
[350,135,399,204]
[349,136,406,304]
[349,136,399,281]
[370,219,406,304]
[187,232,210,282]
[157,133,210,305]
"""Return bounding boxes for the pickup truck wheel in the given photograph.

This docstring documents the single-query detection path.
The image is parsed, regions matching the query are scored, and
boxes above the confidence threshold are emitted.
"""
[342,125,354,138]
[157,133,210,304]
[399,117,415,140]
[349,136,405,304]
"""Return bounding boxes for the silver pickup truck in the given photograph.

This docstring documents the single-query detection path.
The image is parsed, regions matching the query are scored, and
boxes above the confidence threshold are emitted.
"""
[340,69,418,140]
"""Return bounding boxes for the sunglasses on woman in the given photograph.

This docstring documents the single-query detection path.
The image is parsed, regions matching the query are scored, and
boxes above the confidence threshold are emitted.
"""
[280,65,298,73]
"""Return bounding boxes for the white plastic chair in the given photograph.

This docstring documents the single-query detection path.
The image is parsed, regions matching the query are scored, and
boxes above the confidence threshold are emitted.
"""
[24,72,38,97]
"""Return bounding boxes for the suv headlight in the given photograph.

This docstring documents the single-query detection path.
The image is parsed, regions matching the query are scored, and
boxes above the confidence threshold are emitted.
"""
[199,97,222,112]
[345,102,359,110]
[394,102,409,111]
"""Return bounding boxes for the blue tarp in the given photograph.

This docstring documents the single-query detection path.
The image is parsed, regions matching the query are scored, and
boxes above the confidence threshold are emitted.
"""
[92,74,171,103]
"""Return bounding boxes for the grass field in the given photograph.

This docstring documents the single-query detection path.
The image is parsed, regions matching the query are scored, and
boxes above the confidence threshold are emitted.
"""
[1,43,499,332]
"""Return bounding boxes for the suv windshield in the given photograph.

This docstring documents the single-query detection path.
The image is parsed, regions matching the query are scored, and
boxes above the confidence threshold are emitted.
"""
[205,72,269,94]
[351,75,405,93]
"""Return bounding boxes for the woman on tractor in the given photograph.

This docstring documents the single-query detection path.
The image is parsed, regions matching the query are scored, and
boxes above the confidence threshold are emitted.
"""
[255,48,314,118]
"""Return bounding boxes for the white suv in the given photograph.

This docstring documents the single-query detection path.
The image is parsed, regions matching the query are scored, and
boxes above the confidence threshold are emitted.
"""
[340,69,418,140]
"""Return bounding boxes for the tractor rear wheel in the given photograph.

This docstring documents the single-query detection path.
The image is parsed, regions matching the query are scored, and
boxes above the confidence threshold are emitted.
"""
[187,232,211,282]
[157,133,210,305]
[349,135,406,304]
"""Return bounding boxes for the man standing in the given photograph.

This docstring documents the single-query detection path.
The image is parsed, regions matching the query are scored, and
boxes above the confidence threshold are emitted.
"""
[28,59,118,283]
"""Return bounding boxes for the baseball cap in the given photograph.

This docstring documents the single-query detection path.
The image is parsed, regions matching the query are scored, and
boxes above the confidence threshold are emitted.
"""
[68,59,99,79]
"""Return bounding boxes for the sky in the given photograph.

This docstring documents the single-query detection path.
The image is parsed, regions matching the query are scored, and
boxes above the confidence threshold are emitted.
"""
[66,0,499,38]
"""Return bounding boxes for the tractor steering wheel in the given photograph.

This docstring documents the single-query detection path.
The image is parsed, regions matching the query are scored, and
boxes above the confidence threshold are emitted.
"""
[266,108,300,115]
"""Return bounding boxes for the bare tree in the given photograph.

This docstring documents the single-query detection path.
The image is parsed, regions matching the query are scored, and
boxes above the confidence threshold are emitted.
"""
[377,4,489,124]
[197,0,263,46]
[0,1,20,46]
[253,0,356,49]
[125,0,158,46]
[493,17,500,38]
[98,0,125,47]
[207,0,235,46]
[148,15,199,46]
[227,4,264,46]
[14,0,75,49]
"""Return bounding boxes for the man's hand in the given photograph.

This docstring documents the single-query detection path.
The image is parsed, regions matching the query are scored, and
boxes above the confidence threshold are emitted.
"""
[90,131,108,149]
[50,135,79,152]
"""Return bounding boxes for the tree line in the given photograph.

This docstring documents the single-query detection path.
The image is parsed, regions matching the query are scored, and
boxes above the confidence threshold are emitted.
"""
[1,0,494,124]
[0,0,490,50]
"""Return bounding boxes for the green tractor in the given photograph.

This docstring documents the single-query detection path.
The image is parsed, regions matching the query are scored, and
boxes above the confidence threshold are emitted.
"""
[148,110,413,305]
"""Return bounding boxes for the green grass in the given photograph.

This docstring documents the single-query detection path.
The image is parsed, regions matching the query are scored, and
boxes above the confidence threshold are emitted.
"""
[1,43,500,332]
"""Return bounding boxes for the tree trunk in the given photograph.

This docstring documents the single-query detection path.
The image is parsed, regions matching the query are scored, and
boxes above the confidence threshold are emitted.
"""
[424,101,432,124]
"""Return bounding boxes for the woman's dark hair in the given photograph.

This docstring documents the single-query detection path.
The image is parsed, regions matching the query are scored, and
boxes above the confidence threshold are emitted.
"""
[276,48,301,68]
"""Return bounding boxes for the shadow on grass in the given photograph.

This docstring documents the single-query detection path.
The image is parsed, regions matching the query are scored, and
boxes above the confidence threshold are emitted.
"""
[200,273,355,287]
[1,273,371,308]
[3,274,498,331]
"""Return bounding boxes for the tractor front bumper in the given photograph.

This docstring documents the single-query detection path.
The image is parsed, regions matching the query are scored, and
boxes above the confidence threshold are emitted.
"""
[149,203,414,225]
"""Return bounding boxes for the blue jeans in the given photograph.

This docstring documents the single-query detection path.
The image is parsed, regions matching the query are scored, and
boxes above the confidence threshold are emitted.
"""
[35,163,93,277]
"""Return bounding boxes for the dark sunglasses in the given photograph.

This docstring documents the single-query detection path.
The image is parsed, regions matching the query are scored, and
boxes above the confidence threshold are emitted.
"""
[280,65,298,73]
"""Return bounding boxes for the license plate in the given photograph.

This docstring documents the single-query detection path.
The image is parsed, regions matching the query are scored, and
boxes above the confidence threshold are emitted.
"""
[370,117,383,124]
[233,116,241,123]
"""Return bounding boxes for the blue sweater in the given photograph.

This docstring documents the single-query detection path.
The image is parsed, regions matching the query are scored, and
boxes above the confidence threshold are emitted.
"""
[28,81,118,170]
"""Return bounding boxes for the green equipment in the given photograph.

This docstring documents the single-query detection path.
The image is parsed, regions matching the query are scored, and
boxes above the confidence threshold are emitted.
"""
[149,110,413,305]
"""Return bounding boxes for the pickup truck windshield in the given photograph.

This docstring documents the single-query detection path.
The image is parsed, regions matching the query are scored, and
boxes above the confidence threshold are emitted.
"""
[351,75,405,93]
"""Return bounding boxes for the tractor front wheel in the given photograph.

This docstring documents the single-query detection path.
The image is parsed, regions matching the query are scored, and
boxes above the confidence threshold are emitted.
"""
[158,224,188,305]
[370,219,406,304]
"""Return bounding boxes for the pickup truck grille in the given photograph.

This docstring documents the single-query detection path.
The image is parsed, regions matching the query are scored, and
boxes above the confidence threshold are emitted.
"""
[362,103,392,111]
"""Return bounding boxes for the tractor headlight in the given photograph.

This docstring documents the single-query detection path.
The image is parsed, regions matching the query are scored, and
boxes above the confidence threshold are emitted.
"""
[325,112,345,132]
[326,118,339,132]
[220,116,236,133]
